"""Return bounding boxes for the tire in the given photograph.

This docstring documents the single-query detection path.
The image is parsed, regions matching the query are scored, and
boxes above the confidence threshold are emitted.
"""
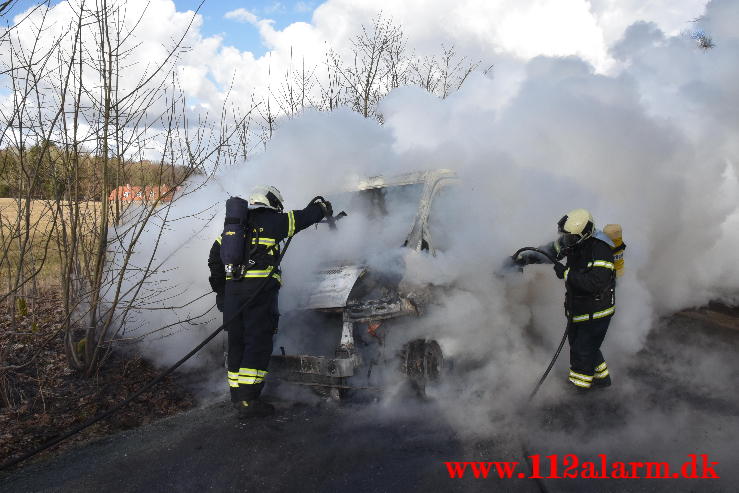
[398,339,444,397]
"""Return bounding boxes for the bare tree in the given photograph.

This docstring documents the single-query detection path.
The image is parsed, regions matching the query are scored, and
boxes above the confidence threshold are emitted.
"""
[0,5,487,381]
[330,13,405,119]
[411,44,482,99]
[0,0,253,376]
[272,48,319,118]
[319,16,485,119]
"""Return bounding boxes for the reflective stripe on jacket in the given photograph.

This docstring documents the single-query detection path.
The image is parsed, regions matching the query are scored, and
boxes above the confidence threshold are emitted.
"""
[563,236,616,323]
[207,203,324,288]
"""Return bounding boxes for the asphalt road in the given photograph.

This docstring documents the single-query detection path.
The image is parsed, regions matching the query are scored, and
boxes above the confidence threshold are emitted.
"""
[2,311,738,493]
[0,398,538,493]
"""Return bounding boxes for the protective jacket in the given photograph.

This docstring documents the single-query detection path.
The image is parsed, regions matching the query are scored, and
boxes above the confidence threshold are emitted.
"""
[208,202,325,403]
[208,203,325,293]
[514,232,617,389]
[562,236,616,323]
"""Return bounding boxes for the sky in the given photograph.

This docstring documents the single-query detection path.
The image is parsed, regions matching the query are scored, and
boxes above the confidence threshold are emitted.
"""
[2,0,711,111]
[167,0,707,64]
[174,0,316,56]
[4,0,712,71]
[4,1,317,56]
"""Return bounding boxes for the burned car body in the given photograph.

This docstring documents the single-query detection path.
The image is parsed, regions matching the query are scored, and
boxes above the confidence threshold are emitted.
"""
[270,169,458,397]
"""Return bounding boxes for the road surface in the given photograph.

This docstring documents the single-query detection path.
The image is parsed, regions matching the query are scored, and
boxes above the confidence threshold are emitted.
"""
[2,311,737,492]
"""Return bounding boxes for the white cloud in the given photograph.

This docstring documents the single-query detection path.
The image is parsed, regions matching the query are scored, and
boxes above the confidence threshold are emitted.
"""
[3,0,714,119]
[224,7,259,25]
[204,0,712,114]
[587,0,708,45]
[2,0,714,141]
[3,0,715,168]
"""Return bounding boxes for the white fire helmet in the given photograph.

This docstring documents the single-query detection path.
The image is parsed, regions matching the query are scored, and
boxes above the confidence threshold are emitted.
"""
[248,185,284,212]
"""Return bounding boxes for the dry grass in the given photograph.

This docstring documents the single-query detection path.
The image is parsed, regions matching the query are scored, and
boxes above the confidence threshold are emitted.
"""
[0,198,102,290]
[0,288,195,466]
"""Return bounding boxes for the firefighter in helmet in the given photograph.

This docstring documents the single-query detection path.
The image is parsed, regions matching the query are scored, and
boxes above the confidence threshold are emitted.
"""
[208,185,331,417]
[514,209,618,391]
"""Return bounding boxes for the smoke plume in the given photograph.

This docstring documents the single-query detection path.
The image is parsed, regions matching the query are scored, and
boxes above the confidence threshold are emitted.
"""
[110,1,738,443]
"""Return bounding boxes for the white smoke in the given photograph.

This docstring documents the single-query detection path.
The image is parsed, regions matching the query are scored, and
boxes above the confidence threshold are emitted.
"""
[105,1,739,437]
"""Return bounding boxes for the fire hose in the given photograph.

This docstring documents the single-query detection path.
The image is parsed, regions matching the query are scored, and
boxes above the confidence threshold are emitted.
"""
[511,246,570,402]
[1,199,340,472]
[512,246,571,493]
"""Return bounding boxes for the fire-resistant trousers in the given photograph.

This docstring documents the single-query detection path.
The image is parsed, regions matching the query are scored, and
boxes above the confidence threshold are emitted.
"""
[566,315,612,389]
[224,278,280,402]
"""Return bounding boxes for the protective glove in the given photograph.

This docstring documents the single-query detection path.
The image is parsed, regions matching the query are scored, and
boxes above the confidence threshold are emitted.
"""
[313,197,333,218]
[497,256,522,274]
[507,255,523,267]
[513,252,529,266]
[216,292,224,312]
[553,261,568,279]
[514,250,550,266]
[323,200,333,218]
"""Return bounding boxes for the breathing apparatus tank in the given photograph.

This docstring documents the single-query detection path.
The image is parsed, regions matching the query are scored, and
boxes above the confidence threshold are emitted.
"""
[603,224,625,277]
[220,196,254,281]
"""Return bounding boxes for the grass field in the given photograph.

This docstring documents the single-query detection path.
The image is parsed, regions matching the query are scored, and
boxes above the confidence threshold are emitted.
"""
[0,198,102,290]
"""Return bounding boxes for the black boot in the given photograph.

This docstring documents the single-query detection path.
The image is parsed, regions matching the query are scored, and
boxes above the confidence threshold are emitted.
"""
[592,375,612,389]
[235,399,275,418]
[568,383,591,394]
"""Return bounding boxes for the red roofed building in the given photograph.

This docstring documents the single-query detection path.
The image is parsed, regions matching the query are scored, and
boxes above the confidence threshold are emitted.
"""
[108,184,179,203]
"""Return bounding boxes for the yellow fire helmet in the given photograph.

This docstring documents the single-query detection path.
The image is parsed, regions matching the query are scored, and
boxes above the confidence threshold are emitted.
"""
[557,208,595,249]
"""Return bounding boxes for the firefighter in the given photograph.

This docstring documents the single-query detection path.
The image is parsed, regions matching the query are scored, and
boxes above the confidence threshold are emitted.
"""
[514,209,616,391]
[208,185,331,417]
